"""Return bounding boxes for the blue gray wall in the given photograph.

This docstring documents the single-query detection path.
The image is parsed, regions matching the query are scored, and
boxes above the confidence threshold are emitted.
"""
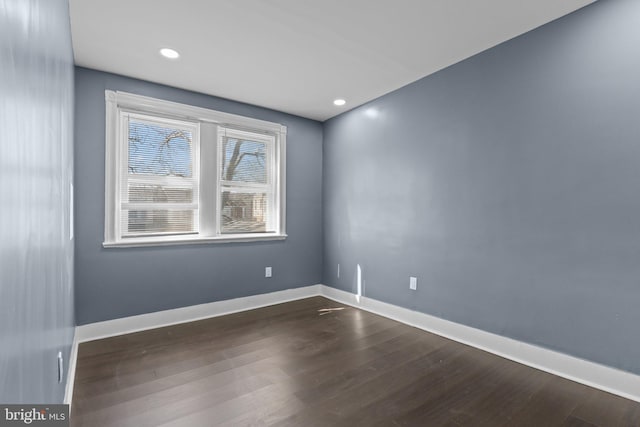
[323,0,640,375]
[0,0,75,403]
[74,68,323,325]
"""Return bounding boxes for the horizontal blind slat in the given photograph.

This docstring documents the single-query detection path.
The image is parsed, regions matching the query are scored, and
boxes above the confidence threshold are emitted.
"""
[122,202,198,211]
[122,209,198,236]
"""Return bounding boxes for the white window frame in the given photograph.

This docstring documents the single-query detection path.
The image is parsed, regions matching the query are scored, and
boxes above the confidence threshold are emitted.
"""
[104,90,287,248]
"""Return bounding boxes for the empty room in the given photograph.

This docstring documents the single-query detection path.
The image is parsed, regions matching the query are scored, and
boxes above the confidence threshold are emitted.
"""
[2,0,640,425]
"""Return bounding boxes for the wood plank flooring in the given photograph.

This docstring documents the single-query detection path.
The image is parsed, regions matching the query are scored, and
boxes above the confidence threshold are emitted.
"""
[70,297,640,426]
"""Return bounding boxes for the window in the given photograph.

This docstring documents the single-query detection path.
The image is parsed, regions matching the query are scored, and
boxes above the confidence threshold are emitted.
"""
[123,114,199,238]
[104,91,286,247]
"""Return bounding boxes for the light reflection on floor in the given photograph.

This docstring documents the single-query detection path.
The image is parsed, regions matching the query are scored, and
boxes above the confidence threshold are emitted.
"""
[317,307,345,316]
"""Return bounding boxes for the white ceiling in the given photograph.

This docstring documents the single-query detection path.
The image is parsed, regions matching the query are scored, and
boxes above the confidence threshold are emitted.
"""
[69,0,595,121]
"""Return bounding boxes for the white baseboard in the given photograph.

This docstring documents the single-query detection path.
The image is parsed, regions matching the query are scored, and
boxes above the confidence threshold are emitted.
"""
[319,285,640,403]
[63,331,78,406]
[68,283,640,405]
[76,285,322,343]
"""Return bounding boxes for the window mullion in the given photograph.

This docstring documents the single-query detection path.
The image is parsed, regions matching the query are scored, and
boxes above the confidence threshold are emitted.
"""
[198,122,218,237]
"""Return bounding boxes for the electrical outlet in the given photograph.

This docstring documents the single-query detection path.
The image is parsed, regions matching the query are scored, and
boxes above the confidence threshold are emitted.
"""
[265,267,272,278]
[57,351,64,383]
[409,276,417,291]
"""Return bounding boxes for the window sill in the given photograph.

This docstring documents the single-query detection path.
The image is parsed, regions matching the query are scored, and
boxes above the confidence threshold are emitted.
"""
[103,233,287,248]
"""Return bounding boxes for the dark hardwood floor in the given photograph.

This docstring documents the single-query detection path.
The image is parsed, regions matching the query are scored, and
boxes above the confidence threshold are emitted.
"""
[71,297,640,426]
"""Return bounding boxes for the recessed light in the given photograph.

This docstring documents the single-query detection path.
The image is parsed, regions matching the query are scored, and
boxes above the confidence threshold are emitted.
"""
[159,48,180,59]
[333,99,346,106]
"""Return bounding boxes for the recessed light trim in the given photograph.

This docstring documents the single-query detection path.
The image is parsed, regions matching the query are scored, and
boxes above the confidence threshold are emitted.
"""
[160,48,180,59]
[333,99,346,106]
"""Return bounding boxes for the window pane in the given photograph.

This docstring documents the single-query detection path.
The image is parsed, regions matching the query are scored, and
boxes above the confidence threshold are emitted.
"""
[129,120,193,177]
[128,185,193,203]
[123,209,196,236]
[221,191,268,233]
[221,138,267,184]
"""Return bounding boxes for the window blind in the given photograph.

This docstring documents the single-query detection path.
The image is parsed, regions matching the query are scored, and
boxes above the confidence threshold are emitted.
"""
[121,115,199,237]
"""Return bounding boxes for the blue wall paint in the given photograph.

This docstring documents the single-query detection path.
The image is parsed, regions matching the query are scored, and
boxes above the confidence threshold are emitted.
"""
[323,0,640,375]
[74,68,323,325]
[0,0,75,403]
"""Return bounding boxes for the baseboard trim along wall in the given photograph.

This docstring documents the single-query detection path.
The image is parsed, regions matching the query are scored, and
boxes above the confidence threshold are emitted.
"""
[319,286,640,404]
[64,332,79,406]
[68,284,640,405]
[75,285,323,342]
